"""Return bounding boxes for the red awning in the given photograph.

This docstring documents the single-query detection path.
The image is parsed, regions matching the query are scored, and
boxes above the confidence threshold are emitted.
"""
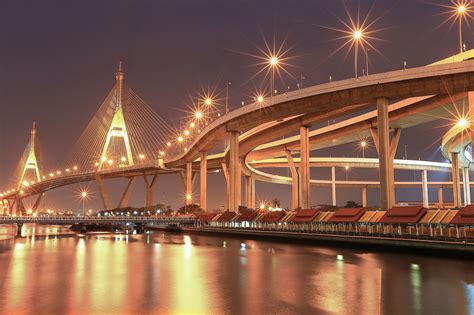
[379,206,427,224]
[328,208,366,223]
[259,211,287,223]
[289,209,321,223]
[235,210,260,222]
[450,205,474,225]
[215,211,238,222]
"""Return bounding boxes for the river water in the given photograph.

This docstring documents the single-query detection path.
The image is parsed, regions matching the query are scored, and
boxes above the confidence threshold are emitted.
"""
[0,224,473,314]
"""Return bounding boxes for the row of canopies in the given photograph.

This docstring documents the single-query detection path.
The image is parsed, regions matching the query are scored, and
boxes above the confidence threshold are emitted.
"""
[197,205,474,226]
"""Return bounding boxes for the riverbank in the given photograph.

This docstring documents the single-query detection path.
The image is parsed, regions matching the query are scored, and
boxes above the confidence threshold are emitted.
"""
[147,226,474,257]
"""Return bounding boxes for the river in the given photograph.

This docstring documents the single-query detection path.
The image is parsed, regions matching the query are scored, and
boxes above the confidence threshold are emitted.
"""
[0,224,472,314]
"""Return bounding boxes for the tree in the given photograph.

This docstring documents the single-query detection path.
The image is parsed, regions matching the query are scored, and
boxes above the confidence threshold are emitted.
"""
[344,201,362,208]
[155,203,173,215]
[177,204,202,214]
[271,198,281,208]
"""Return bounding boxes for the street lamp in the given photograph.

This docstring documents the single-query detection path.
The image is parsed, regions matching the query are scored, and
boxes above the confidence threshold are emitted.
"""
[269,56,279,103]
[81,191,87,216]
[457,4,467,53]
[204,98,213,106]
[361,140,367,158]
[353,29,363,78]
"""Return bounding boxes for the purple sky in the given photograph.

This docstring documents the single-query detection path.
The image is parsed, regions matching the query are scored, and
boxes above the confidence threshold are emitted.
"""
[0,0,467,211]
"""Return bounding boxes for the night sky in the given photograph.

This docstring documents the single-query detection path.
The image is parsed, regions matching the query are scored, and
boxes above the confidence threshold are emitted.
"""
[0,0,467,211]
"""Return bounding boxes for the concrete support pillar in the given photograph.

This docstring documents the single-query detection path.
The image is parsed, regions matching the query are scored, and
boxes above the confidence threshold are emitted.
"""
[437,187,444,209]
[199,151,208,210]
[421,170,429,209]
[376,97,392,210]
[299,126,310,209]
[285,150,299,209]
[229,131,241,212]
[96,174,112,210]
[463,167,471,206]
[245,175,255,209]
[221,162,231,210]
[331,166,337,206]
[143,174,157,208]
[186,162,193,205]
[362,187,367,207]
[118,177,137,208]
[451,152,461,208]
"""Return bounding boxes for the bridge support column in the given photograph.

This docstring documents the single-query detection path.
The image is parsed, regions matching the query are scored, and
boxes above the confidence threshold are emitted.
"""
[117,177,137,209]
[463,167,471,206]
[331,166,337,206]
[186,162,193,205]
[285,150,299,209]
[228,131,241,212]
[245,175,255,209]
[451,152,461,208]
[299,126,310,209]
[221,162,231,210]
[376,97,392,210]
[143,174,157,208]
[200,151,207,210]
[362,186,367,207]
[422,170,429,208]
[96,175,113,210]
[438,187,444,209]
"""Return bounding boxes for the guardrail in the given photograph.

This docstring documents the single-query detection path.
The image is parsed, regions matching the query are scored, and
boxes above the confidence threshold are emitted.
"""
[0,216,196,224]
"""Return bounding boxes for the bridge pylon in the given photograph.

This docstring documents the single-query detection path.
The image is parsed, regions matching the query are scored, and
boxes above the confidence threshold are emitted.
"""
[18,122,41,190]
[97,62,134,171]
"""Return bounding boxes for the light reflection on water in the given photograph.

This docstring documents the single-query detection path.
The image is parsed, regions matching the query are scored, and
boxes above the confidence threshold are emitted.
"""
[0,224,472,314]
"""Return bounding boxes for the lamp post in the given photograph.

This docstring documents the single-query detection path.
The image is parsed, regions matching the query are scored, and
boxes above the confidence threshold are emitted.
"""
[457,4,466,53]
[269,56,279,103]
[81,191,87,216]
[353,30,362,78]
[361,140,367,158]
[364,48,370,75]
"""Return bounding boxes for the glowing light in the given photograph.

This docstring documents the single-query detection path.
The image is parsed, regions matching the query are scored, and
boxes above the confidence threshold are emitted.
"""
[95,162,99,166]
[257,95,265,103]
[457,117,469,128]
[190,122,195,128]
[139,154,145,159]
[458,5,466,13]
[260,204,265,210]
[56,171,61,175]
[101,156,107,162]
[66,168,70,172]
[195,111,203,119]
[345,165,350,171]
[204,98,213,106]
[184,130,190,136]
[361,140,367,148]
[121,156,127,162]
[269,56,279,66]
[20,190,24,195]
[81,191,87,198]
[353,30,363,40]
[178,136,184,142]
[167,142,172,147]
[107,159,114,165]
[186,194,192,200]
[73,166,78,170]
[159,151,165,157]
[184,147,188,152]
[49,173,54,177]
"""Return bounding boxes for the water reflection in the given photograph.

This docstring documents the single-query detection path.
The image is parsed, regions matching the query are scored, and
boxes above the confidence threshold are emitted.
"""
[0,224,472,314]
